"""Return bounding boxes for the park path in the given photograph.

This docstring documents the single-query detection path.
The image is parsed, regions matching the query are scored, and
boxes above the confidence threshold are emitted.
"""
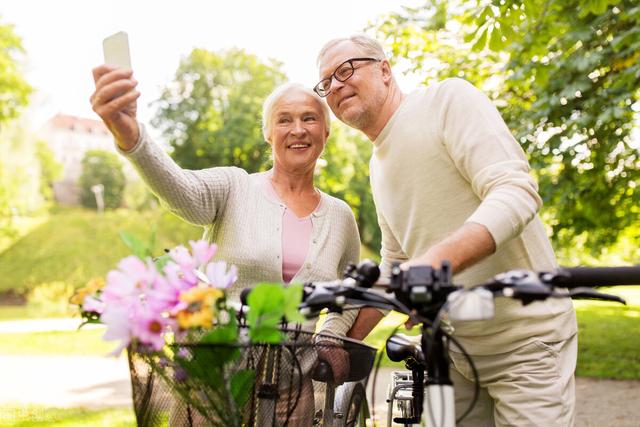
[1,318,639,426]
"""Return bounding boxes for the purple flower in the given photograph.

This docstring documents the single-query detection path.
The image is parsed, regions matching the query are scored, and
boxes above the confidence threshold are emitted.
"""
[174,366,188,382]
[177,347,191,359]
[205,261,238,289]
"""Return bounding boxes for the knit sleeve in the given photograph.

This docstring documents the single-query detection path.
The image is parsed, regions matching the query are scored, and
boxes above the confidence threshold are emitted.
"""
[317,201,361,338]
[119,123,239,226]
[437,78,542,248]
[338,205,361,276]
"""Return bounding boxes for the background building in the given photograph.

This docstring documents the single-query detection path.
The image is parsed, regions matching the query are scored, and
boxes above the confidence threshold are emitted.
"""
[39,113,137,205]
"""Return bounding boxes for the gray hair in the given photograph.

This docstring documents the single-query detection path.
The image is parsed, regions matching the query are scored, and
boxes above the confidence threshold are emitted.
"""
[261,82,331,142]
[316,34,387,66]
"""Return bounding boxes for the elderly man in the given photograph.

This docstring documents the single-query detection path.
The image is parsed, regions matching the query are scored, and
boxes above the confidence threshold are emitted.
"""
[316,35,577,426]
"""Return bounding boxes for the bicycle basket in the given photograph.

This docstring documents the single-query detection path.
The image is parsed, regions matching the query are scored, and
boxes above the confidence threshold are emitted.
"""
[127,327,377,426]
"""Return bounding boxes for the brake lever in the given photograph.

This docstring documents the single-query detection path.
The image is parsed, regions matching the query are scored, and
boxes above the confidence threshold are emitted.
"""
[501,281,553,305]
[565,287,626,304]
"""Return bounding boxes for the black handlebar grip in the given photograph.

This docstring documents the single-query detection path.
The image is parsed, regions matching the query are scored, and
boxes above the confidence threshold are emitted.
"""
[312,360,334,383]
[551,266,640,288]
[356,259,380,288]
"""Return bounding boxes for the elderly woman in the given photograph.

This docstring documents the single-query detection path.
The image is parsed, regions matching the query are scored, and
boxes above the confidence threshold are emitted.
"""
[91,66,360,421]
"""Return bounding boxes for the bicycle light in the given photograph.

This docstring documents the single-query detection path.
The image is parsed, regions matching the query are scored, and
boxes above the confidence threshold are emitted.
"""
[447,288,495,321]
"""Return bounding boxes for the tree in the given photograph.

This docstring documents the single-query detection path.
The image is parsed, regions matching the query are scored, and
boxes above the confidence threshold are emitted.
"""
[35,140,62,203]
[371,0,639,252]
[0,121,44,239]
[0,19,33,239]
[152,48,287,172]
[79,150,126,209]
[0,19,32,125]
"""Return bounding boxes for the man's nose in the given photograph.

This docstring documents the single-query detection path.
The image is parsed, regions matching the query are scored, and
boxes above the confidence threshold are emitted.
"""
[329,76,345,93]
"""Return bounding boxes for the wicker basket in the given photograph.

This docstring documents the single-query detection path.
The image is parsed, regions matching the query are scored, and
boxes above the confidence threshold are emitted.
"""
[127,328,377,426]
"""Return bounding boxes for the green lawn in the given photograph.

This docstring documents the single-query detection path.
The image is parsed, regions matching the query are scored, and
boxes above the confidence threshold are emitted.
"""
[0,405,134,426]
[0,328,116,356]
[0,206,201,292]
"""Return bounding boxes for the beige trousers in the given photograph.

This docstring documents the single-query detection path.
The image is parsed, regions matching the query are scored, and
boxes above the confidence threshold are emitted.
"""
[449,334,577,427]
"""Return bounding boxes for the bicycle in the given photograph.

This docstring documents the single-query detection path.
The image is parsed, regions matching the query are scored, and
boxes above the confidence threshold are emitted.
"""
[298,260,640,426]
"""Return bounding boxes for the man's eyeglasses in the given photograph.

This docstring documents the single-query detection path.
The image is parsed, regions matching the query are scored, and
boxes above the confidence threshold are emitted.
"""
[314,57,381,98]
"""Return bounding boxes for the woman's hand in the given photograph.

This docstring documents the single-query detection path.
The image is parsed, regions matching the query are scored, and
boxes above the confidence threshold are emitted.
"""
[90,65,141,151]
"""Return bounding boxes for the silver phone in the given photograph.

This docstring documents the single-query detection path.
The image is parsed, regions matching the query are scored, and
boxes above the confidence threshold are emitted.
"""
[103,31,131,69]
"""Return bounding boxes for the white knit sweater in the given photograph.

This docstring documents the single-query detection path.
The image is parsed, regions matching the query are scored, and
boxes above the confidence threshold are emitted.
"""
[120,124,361,336]
[371,78,576,355]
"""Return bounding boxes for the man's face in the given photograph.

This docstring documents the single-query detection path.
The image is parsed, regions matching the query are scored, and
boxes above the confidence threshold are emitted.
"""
[318,41,387,131]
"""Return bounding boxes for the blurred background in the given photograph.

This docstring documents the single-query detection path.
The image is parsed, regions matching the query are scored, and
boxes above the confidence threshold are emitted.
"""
[0,0,638,425]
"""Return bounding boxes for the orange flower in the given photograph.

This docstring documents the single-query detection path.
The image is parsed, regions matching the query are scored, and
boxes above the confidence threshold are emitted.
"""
[70,277,105,305]
[175,287,224,329]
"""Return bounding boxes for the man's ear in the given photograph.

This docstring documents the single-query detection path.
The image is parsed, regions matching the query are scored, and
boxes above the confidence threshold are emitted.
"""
[381,60,393,85]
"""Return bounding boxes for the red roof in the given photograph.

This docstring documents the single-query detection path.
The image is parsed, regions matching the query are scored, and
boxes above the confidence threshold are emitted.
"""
[46,113,110,135]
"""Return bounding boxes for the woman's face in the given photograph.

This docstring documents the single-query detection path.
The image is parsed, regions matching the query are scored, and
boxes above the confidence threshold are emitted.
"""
[268,89,328,173]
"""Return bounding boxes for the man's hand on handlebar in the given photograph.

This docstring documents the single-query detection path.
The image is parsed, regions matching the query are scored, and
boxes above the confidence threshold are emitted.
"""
[316,340,350,386]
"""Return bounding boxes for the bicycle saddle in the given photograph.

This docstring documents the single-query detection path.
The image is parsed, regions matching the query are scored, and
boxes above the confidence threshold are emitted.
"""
[386,333,425,364]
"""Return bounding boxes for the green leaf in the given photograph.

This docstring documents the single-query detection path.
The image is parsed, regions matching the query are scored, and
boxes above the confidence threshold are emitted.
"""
[283,283,305,323]
[247,282,287,343]
[201,313,238,344]
[154,254,171,270]
[119,230,150,259]
[488,26,504,51]
[249,324,283,344]
[471,26,488,51]
[231,369,255,408]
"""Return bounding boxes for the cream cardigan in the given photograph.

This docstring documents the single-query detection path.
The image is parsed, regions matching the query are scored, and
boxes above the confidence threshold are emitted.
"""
[120,124,361,336]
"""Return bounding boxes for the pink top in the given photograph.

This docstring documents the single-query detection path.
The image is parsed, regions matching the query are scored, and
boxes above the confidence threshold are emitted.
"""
[260,173,321,283]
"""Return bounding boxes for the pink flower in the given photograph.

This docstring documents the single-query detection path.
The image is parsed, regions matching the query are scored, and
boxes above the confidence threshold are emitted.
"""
[130,305,173,351]
[163,262,196,293]
[102,256,157,307]
[189,240,217,267]
[205,261,238,289]
[101,305,132,356]
[168,246,198,286]
[82,295,105,314]
[146,271,183,313]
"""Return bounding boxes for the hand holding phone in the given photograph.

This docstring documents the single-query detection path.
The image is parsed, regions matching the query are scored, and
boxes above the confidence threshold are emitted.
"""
[93,31,139,150]
[103,31,132,69]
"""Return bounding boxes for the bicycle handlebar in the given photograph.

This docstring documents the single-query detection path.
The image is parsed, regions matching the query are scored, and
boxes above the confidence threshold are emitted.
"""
[545,266,640,287]
[295,262,640,319]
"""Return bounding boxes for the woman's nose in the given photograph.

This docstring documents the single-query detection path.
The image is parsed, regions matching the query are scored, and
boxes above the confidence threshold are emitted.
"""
[291,120,306,135]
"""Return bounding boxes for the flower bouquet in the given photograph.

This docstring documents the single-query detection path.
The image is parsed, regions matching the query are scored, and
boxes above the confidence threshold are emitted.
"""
[73,234,312,427]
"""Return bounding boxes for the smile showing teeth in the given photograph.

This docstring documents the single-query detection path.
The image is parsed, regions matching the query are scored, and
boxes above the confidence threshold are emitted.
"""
[289,144,310,149]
